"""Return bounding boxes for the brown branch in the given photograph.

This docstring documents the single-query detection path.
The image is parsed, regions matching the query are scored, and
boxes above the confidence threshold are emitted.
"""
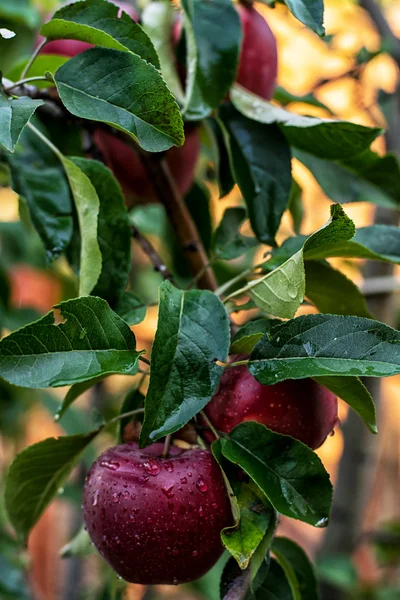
[138,150,218,291]
[131,224,175,284]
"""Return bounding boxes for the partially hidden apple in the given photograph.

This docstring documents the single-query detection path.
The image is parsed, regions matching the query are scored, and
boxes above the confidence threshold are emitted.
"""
[204,364,338,450]
[83,442,233,585]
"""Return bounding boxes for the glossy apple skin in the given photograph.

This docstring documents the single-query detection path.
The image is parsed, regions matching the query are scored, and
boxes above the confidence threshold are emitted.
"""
[83,443,232,585]
[92,126,200,205]
[204,365,338,449]
[236,4,278,100]
[39,1,139,56]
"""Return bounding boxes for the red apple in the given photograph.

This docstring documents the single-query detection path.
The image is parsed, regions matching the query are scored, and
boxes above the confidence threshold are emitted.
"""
[39,1,139,56]
[236,4,278,100]
[204,364,338,449]
[83,442,232,585]
[92,125,200,205]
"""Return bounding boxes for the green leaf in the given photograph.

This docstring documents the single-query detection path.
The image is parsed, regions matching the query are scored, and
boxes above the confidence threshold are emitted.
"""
[249,313,400,383]
[206,117,235,198]
[0,296,142,388]
[228,204,355,319]
[61,157,102,297]
[141,0,184,103]
[0,0,39,28]
[221,421,332,527]
[41,0,159,68]
[281,0,324,36]
[115,292,147,326]
[54,47,184,152]
[71,158,131,306]
[316,554,357,592]
[140,281,230,445]
[7,126,73,263]
[273,86,329,111]
[248,558,295,599]
[0,93,43,153]
[231,85,381,160]
[219,104,292,246]
[295,149,400,208]
[315,376,377,433]
[213,207,258,260]
[272,538,318,600]
[305,261,372,318]
[57,376,104,422]
[5,430,99,542]
[60,526,96,558]
[181,0,242,120]
[344,149,400,206]
[6,55,69,89]
[185,182,212,252]
[231,318,281,355]
[288,180,304,235]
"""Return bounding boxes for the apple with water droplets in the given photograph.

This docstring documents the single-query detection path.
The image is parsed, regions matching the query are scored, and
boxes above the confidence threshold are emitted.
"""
[204,364,338,449]
[83,442,233,585]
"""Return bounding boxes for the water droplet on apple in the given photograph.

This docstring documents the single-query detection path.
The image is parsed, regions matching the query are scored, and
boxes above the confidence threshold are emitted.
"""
[199,505,204,517]
[180,477,187,484]
[123,490,129,499]
[212,503,218,510]
[164,461,174,473]
[172,548,179,556]
[196,477,208,493]
[129,514,136,523]
[100,460,120,471]
[316,517,329,528]
[188,471,193,477]
[144,460,161,476]
[147,517,153,523]
[112,492,120,503]
[192,550,198,557]
[92,490,99,506]
[161,485,174,498]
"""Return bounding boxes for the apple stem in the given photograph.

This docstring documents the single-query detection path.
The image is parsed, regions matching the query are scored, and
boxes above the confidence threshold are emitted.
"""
[106,408,145,427]
[200,411,220,441]
[20,38,47,80]
[131,224,175,284]
[162,434,172,458]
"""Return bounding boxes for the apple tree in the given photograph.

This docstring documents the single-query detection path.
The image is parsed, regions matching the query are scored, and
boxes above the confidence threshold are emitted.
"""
[1,0,400,597]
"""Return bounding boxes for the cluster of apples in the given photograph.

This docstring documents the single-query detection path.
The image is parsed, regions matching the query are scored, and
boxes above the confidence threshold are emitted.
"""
[39,0,339,585]
[38,0,277,206]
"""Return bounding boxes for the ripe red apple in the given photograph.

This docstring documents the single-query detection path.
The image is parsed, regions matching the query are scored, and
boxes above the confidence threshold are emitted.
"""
[83,442,232,585]
[39,1,139,56]
[204,364,338,449]
[92,125,200,205]
[236,4,278,100]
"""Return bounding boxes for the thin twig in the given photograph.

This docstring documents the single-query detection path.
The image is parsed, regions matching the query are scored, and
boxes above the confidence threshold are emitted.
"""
[20,39,47,79]
[4,76,48,92]
[105,408,145,427]
[162,434,172,458]
[131,224,175,283]
[200,410,220,441]
[139,356,151,366]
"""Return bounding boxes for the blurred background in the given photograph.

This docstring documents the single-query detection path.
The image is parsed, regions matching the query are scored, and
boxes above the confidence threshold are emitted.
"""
[1,0,400,598]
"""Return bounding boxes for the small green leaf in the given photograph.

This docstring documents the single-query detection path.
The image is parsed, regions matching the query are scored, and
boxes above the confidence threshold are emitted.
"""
[249,558,295,599]
[315,376,377,433]
[214,207,258,260]
[231,319,280,355]
[272,537,318,600]
[249,313,400,383]
[61,157,102,297]
[0,296,142,388]
[221,422,332,527]
[41,0,159,68]
[71,158,131,306]
[57,376,105,421]
[0,93,43,153]
[228,204,355,319]
[115,292,147,326]
[219,104,292,246]
[231,85,381,160]
[5,430,99,542]
[181,0,242,119]
[140,281,230,445]
[281,0,324,36]
[305,260,372,318]
[55,47,184,152]
[6,55,69,89]
[60,526,96,558]
[206,117,236,198]
[288,180,304,235]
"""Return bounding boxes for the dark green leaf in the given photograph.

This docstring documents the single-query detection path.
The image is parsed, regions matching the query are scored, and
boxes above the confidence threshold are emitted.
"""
[41,0,159,68]
[0,0,39,28]
[229,204,355,319]
[272,537,318,600]
[71,158,131,306]
[214,207,258,260]
[5,430,99,542]
[344,149,400,206]
[55,47,184,152]
[57,376,104,421]
[295,149,399,208]
[60,526,95,558]
[140,281,230,445]
[115,292,146,326]
[315,376,377,433]
[281,0,324,36]
[231,319,280,354]
[221,422,332,527]
[288,180,304,235]
[250,314,400,383]
[206,117,235,198]
[273,86,329,110]
[305,261,372,318]
[316,554,357,592]
[0,93,43,153]
[219,104,292,246]
[0,296,143,388]
[181,0,241,119]
[248,558,295,600]
[231,85,381,160]
[185,182,212,252]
